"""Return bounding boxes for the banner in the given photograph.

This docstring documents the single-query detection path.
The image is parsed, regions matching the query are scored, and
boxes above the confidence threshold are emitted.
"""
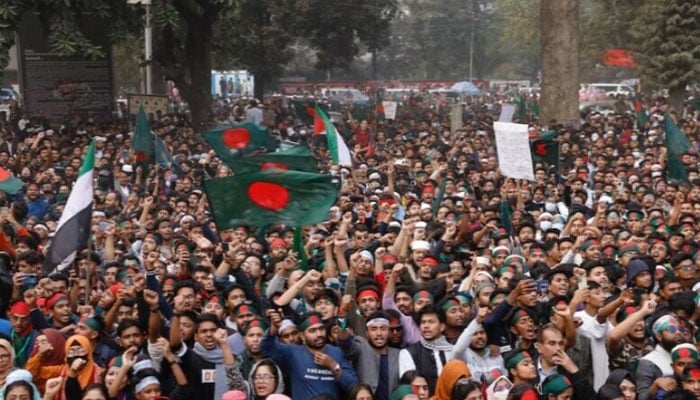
[494,122,534,180]
[499,104,516,122]
[128,94,169,116]
[382,101,398,120]
[450,104,463,134]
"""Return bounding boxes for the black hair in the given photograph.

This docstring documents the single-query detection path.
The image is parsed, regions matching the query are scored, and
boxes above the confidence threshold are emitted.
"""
[3,381,34,398]
[416,304,445,324]
[597,384,625,400]
[670,252,694,268]
[345,383,374,400]
[451,379,481,400]
[399,370,426,385]
[508,383,539,400]
[669,291,696,318]
[662,389,697,400]
[175,279,199,295]
[195,313,223,330]
[82,383,109,400]
[116,318,145,337]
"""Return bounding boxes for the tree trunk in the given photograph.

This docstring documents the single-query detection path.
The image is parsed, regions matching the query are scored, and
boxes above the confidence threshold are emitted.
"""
[175,16,213,130]
[540,0,579,127]
[254,74,265,100]
[668,86,685,114]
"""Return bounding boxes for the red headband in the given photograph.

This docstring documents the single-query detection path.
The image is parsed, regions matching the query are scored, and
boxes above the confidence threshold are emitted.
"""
[357,289,379,301]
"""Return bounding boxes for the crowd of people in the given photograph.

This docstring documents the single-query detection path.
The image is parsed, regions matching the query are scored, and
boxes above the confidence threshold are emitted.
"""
[0,87,697,400]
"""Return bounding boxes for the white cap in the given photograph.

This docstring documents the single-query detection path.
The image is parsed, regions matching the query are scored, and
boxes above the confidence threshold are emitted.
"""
[415,221,427,229]
[476,256,490,266]
[359,250,374,263]
[121,164,133,173]
[538,212,553,221]
[369,172,381,180]
[411,240,430,251]
[420,203,432,211]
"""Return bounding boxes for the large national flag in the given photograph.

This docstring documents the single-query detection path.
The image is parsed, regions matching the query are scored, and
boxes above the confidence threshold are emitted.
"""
[376,91,385,121]
[315,105,352,167]
[291,100,328,126]
[45,140,95,273]
[530,138,560,172]
[203,169,338,229]
[227,145,318,174]
[665,112,690,182]
[204,123,277,164]
[132,106,154,162]
[155,136,183,175]
[0,167,23,195]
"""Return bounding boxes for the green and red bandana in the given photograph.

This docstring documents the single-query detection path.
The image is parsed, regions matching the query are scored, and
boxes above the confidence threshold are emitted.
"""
[413,290,434,302]
[299,314,324,331]
[440,298,460,313]
[672,344,699,362]
[542,375,572,396]
[506,350,532,369]
[242,319,269,335]
[509,309,531,327]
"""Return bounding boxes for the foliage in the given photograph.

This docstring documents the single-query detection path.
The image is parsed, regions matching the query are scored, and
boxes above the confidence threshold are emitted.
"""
[296,0,398,73]
[632,1,700,93]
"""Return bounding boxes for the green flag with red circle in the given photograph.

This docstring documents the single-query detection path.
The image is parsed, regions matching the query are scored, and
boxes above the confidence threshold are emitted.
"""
[204,123,277,163]
[0,167,23,195]
[203,169,337,229]
[226,145,318,174]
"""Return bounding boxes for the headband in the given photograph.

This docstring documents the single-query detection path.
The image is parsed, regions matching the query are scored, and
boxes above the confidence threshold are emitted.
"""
[357,289,379,301]
[46,293,69,310]
[541,375,572,396]
[672,344,699,362]
[440,299,460,313]
[299,314,323,331]
[506,351,532,369]
[366,318,390,328]
[652,315,678,335]
[135,376,160,393]
[683,367,700,381]
[413,290,434,302]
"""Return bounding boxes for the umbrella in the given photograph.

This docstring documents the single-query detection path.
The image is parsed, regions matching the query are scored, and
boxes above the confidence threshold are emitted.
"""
[449,81,481,95]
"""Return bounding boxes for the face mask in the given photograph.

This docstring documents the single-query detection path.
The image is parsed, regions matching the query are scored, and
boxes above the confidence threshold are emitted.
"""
[540,221,552,231]
[545,202,556,213]
[631,135,638,141]
[66,355,88,367]
[493,392,509,400]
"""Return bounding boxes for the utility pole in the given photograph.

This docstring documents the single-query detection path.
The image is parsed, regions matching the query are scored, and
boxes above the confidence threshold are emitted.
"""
[127,0,152,94]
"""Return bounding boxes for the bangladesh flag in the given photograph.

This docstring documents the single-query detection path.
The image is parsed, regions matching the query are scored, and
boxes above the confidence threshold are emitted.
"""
[204,123,277,163]
[0,167,23,195]
[227,145,318,174]
[665,112,690,183]
[531,139,560,172]
[376,90,385,121]
[155,136,183,176]
[132,106,154,162]
[291,100,328,127]
[315,105,353,166]
[634,99,649,127]
[203,169,338,229]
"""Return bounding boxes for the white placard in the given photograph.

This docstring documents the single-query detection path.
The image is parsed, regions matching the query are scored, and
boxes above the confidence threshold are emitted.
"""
[499,104,516,122]
[382,101,398,120]
[450,104,463,134]
[494,122,534,180]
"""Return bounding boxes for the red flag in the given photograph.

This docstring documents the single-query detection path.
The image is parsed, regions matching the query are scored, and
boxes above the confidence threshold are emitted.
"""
[603,49,637,68]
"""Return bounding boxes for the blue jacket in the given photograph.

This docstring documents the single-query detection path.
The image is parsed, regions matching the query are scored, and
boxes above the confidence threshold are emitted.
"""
[261,331,358,400]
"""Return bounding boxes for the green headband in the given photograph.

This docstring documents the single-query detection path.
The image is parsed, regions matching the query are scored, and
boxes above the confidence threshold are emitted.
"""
[299,314,324,331]
[413,290,434,302]
[506,351,532,369]
[440,299,460,313]
[542,375,572,396]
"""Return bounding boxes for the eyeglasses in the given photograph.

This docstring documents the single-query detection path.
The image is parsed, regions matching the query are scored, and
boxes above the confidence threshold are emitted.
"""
[676,263,696,271]
[253,374,275,382]
[0,354,10,361]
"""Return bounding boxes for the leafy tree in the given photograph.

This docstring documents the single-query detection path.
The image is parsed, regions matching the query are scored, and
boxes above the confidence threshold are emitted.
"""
[213,0,296,99]
[632,1,700,111]
[296,0,397,77]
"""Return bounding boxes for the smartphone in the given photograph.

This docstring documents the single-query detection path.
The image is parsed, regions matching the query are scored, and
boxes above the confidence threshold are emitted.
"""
[123,277,134,286]
[98,222,111,232]
[22,274,37,286]
[537,280,549,294]
[577,276,588,290]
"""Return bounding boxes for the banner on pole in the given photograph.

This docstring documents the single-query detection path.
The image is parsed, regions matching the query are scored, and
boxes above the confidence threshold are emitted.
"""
[498,104,516,122]
[382,101,398,120]
[494,122,534,180]
[450,104,463,134]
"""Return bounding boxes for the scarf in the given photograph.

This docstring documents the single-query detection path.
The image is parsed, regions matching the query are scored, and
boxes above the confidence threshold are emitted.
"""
[421,336,454,352]
[193,342,228,400]
[10,331,32,368]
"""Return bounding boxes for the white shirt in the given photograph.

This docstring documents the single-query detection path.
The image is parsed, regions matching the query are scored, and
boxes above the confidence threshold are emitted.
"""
[575,309,610,390]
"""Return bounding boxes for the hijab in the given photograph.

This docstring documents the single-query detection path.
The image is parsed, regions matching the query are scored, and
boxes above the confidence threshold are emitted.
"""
[430,359,472,400]
[0,369,42,400]
[62,335,98,389]
[31,329,65,365]
[0,340,15,387]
